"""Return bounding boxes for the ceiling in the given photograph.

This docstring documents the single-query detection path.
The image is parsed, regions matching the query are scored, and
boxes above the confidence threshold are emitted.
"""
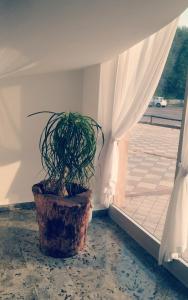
[0,0,187,75]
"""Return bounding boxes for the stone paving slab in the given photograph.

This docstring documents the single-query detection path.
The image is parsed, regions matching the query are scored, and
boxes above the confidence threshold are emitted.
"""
[126,124,178,226]
[126,124,179,196]
[120,124,188,262]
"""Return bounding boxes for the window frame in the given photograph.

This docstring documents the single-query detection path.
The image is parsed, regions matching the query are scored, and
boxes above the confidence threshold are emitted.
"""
[109,205,188,288]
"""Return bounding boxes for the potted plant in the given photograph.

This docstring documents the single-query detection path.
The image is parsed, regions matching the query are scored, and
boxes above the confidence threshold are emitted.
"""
[29,111,104,258]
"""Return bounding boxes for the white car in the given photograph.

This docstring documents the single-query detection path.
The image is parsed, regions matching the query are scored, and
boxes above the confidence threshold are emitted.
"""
[151,97,167,108]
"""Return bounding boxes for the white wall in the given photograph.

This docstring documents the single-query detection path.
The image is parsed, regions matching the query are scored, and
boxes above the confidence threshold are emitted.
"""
[83,59,118,135]
[0,62,117,207]
[82,61,117,208]
[0,70,83,205]
[98,59,117,136]
[82,65,101,119]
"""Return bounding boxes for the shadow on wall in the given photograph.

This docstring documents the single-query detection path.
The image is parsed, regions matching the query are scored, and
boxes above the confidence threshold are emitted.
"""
[0,70,83,205]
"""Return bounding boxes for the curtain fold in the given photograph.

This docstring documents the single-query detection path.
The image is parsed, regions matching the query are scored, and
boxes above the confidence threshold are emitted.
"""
[99,18,178,207]
[159,90,188,264]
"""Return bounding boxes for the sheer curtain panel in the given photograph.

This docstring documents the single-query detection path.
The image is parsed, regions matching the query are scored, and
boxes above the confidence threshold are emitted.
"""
[99,19,178,207]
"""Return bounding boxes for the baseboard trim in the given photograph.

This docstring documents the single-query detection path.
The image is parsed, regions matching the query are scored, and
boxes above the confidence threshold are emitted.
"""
[0,201,108,218]
[0,201,35,212]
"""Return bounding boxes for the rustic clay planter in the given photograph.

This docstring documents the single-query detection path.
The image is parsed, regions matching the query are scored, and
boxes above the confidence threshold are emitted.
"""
[32,183,92,258]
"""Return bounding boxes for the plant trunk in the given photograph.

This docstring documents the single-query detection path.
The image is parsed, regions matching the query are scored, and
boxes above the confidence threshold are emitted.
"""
[32,182,92,258]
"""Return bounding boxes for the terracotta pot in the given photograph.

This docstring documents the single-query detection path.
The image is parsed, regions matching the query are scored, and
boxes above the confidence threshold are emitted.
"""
[32,182,92,258]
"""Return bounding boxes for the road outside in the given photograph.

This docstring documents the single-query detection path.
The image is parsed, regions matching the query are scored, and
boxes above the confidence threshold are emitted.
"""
[146,106,183,119]
[141,106,183,128]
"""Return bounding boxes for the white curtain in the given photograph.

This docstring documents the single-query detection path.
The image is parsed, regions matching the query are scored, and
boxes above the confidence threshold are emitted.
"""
[100,18,178,207]
[159,94,188,264]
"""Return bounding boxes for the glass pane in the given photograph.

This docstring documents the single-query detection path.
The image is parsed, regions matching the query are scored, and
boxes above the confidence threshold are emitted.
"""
[114,13,188,263]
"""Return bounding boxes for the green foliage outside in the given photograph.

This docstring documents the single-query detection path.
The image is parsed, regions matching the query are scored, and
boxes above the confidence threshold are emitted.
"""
[155,27,188,100]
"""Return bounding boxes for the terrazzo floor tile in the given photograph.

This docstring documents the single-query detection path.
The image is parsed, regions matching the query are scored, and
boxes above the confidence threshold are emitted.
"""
[0,208,188,299]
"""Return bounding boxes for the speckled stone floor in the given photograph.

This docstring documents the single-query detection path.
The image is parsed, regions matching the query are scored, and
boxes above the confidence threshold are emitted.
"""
[0,208,188,300]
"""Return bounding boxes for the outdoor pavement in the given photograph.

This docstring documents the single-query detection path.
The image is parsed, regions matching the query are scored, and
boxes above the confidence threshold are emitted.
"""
[120,123,188,262]
[124,123,179,240]
[127,123,179,197]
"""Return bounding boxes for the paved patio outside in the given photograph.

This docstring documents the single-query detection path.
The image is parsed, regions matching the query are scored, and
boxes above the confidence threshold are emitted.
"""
[120,123,188,262]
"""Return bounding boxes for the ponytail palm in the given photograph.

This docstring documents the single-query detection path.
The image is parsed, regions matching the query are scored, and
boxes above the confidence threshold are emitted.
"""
[29,111,104,197]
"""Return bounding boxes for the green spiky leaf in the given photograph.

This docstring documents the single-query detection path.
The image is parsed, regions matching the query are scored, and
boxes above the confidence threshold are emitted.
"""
[28,111,104,197]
